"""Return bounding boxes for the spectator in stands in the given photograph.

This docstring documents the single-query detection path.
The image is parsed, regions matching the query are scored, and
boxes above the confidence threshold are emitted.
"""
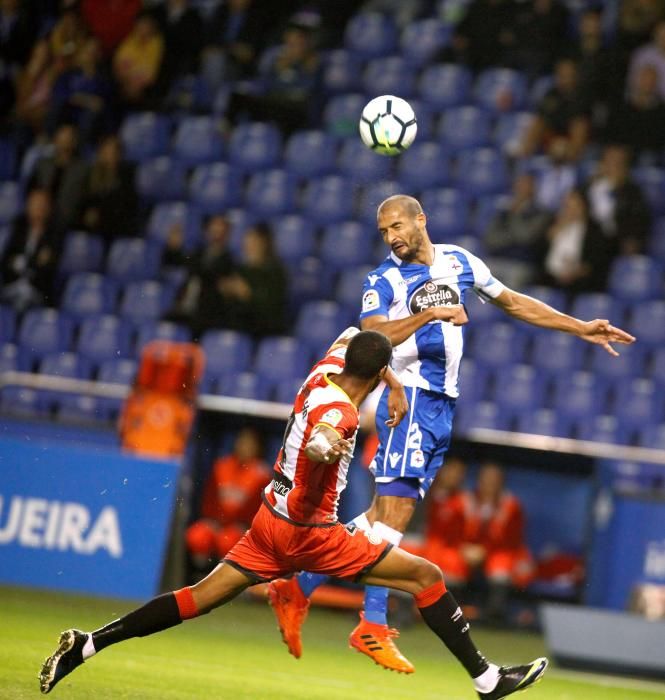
[80,134,138,241]
[49,5,87,75]
[49,37,112,142]
[163,214,236,336]
[29,123,87,233]
[618,0,665,51]
[627,19,665,99]
[606,64,665,156]
[484,172,552,269]
[1,188,58,311]
[153,0,203,85]
[81,0,141,55]
[113,12,164,107]
[219,222,288,338]
[15,37,56,134]
[518,58,591,161]
[534,137,579,211]
[540,188,613,293]
[185,427,271,577]
[584,145,651,255]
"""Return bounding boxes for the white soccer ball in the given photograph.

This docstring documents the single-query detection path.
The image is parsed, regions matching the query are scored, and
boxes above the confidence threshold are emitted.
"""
[359,95,417,156]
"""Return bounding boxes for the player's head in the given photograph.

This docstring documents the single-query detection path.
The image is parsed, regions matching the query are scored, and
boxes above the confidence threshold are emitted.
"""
[377,194,428,263]
[344,330,392,389]
[477,462,505,501]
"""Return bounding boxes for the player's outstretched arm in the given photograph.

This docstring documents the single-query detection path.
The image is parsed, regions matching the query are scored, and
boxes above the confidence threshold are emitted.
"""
[361,305,468,346]
[492,288,636,356]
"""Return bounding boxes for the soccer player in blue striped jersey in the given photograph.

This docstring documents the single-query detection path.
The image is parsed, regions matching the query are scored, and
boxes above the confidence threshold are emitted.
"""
[268,194,635,690]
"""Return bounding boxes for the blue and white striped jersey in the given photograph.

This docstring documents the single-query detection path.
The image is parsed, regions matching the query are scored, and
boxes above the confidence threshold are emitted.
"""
[359,244,505,397]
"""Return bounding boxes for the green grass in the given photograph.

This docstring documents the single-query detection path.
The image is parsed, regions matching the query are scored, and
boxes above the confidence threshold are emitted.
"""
[3,586,665,700]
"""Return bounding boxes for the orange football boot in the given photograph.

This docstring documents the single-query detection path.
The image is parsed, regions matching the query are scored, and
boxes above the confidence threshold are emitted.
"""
[349,612,415,673]
[267,577,310,659]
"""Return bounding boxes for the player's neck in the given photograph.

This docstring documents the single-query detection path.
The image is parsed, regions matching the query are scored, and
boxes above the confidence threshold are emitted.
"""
[328,373,372,408]
[413,237,435,266]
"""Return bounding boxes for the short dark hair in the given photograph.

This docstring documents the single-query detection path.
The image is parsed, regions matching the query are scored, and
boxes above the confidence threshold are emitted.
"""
[345,331,392,379]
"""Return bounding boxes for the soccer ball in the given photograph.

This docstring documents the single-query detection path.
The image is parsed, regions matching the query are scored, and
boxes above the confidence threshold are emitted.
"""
[359,95,417,156]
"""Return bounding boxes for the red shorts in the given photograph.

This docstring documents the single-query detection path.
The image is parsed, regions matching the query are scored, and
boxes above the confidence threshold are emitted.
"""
[224,504,392,583]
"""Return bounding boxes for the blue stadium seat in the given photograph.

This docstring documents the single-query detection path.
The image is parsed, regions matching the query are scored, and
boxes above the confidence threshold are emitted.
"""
[649,347,665,383]
[58,231,104,277]
[438,106,491,151]
[0,181,20,225]
[245,169,297,217]
[39,351,92,379]
[147,202,202,251]
[118,281,174,323]
[255,336,306,385]
[218,371,271,400]
[474,68,528,112]
[456,148,509,195]
[320,221,374,269]
[274,377,305,404]
[417,63,472,109]
[523,285,567,312]
[636,423,665,449]
[529,74,554,107]
[0,225,10,256]
[607,255,663,302]
[287,257,335,307]
[302,176,355,224]
[167,74,212,113]
[0,342,17,373]
[494,112,536,153]
[420,188,470,239]
[337,139,393,185]
[137,156,187,201]
[120,112,170,161]
[18,308,74,367]
[284,130,337,179]
[632,166,665,215]
[336,265,373,313]
[344,12,398,59]
[648,216,665,262]
[106,238,161,283]
[200,330,253,378]
[613,378,664,430]
[530,331,584,373]
[228,122,282,172]
[272,215,317,263]
[321,49,363,94]
[552,371,607,420]
[494,364,547,413]
[569,292,616,322]
[472,193,511,236]
[454,400,510,436]
[189,162,242,212]
[589,342,645,381]
[357,180,402,224]
[135,321,191,353]
[62,273,117,319]
[172,116,224,166]
[0,386,48,418]
[515,408,571,438]
[405,99,435,140]
[463,289,502,325]
[323,93,367,136]
[98,357,138,385]
[467,322,527,367]
[56,394,111,424]
[400,18,451,67]
[0,139,17,180]
[76,315,132,366]
[295,301,349,350]
[456,358,490,404]
[576,414,630,445]
[362,56,416,98]
[397,141,451,191]
[0,305,15,344]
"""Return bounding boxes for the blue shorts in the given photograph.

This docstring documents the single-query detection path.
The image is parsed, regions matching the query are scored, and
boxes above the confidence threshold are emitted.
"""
[369,385,456,500]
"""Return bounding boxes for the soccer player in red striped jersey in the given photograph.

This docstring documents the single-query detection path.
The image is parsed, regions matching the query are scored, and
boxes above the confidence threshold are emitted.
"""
[39,328,547,700]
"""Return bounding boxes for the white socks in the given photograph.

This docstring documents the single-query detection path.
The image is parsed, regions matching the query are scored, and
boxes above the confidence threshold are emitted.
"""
[81,634,96,660]
[473,663,501,693]
[372,520,403,546]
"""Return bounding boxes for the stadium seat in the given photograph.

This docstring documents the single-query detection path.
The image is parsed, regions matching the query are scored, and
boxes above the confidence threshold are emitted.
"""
[323,93,367,136]
[649,347,665,383]
[552,371,607,420]
[405,99,436,141]
[463,288,502,325]
[18,308,74,367]
[55,394,111,424]
[438,106,491,151]
[420,188,470,240]
[272,215,317,263]
[0,342,18,373]
[274,377,305,404]
[136,156,187,201]
[632,166,665,215]
[189,162,242,212]
[58,231,104,277]
[648,216,665,262]
[61,273,117,319]
[474,68,528,112]
[39,351,92,380]
[200,330,253,378]
[287,256,335,308]
[472,193,511,236]
[135,321,191,353]
[400,18,451,67]
[454,400,510,436]
[0,181,20,225]
[336,265,373,313]
[228,122,282,172]
[0,305,15,344]
[466,322,527,367]
[613,378,664,430]
[302,176,355,224]
[172,116,224,166]
[321,49,363,94]
[607,255,663,302]
[362,55,416,98]
[320,221,374,269]
[396,141,451,191]
[344,12,398,59]
[147,201,202,251]
[0,386,48,418]
[0,225,9,256]
[530,331,584,373]
[255,336,306,385]
[576,414,630,445]
[569,292,618,323]
[636,423,665,449]
[120,112,170,161]
[456,148,509,195]
[295,301,350,351]
[456,358,491,404]
[284,130,337,179]
[106,238,161,283]
[494,112,536,153]
[529,74,554,107]
[118,281,174,323]
[167,73,213,113]
[357,180,402,224]
[494,363,547,413]
[76,315,132,366]
[245,169,297,217]
[337,138,394,185]
[98,357,138,385]
[515,408,571,438]
[417,63,472,109]
[589,342,646,381]
[523,285,567,312]
[219,371,272,400]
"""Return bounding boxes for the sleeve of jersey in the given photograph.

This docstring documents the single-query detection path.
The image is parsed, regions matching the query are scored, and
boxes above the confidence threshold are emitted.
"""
[359,273,393,321]
[310,402,357,441]
[466,249,506,302]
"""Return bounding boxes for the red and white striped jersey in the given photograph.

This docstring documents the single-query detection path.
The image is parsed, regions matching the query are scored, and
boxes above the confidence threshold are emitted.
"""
[263,346,359,526]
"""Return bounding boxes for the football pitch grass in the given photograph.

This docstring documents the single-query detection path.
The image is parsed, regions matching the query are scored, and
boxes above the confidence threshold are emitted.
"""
[3,586,665,700]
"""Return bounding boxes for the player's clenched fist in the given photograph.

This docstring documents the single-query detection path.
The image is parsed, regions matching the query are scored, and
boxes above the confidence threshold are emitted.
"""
[430,304,468,326]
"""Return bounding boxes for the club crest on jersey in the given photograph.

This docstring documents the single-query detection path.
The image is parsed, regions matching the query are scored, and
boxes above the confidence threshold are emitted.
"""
[448,255,463,273]
[321,408,343,427]
[410,449,425,468]
[362,289,380,312]
[408,279,460,314]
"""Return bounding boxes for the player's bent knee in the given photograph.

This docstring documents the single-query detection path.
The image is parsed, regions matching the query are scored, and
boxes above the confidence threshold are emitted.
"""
[412,555,443,591]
